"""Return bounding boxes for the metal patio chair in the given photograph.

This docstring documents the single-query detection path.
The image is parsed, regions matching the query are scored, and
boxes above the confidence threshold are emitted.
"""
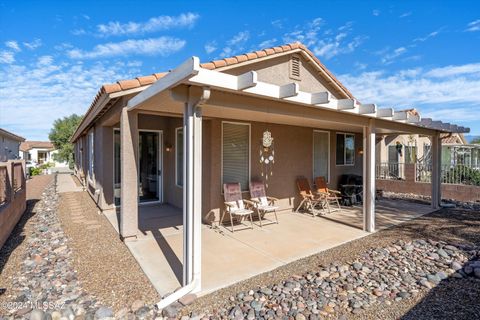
[221,182,255,232]
[314,176,342,213]
[295,177,329,217]
[249,180,279,227]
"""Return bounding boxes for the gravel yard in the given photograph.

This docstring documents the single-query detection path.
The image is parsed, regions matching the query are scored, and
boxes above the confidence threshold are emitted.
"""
[182,208,480,319]
[1,173,479,319]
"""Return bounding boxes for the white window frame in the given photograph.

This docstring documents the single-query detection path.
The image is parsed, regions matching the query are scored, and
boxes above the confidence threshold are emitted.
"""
[336,132,355,166]
[175,127,183,188]
[87,131,94,182]
[221,121,251,193]
[313,130,330,183]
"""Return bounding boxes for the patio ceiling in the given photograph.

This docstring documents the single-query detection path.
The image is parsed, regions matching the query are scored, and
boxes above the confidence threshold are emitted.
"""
[128,57,470,136]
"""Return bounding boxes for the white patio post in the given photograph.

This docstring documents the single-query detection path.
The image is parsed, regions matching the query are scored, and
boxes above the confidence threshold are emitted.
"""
[431,132,442,209]
[363,119,376,232]
[182,86,209,292]
[120,107,139,240]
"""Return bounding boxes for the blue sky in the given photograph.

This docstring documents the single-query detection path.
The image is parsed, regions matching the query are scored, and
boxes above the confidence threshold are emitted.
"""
[1,0,479,140]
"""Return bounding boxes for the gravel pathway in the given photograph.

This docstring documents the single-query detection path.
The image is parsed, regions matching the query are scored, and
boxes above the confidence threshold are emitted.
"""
[56,190,160,313]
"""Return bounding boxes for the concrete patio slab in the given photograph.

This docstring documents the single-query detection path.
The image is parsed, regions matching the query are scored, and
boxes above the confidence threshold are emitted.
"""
[103,199,434,297]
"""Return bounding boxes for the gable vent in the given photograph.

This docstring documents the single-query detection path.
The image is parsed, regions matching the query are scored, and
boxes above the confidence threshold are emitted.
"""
[290,55,301,79]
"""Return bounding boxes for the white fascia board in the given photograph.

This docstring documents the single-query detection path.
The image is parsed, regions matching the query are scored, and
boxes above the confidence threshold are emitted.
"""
[127,56,201,110]
[392,111,408,121]
[377,108,394,118]
[237,71,258,90]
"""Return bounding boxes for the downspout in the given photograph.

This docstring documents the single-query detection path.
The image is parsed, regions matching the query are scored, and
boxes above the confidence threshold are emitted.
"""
[156,86,210,310]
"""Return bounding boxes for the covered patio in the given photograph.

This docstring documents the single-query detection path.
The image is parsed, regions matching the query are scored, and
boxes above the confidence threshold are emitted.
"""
[112,53,468,308]
[104,198,434,297]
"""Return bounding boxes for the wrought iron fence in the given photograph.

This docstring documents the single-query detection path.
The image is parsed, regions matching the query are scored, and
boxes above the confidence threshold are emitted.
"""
[375,162,405,180]
[416,162,480,186]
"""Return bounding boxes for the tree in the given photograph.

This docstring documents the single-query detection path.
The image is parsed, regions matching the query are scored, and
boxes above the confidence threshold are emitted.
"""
[471,137,480,144]
[48,114,83,166]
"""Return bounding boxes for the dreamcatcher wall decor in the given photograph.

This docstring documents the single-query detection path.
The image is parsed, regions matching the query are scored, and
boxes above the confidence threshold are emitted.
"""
[260,130,275,187]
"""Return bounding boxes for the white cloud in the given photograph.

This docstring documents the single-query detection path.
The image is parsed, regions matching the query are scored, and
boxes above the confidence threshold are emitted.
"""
[425,63,480,78]
[67,37,186,59]
[228,31,250,46]
[283,19,366,60]
[71,28,87,36]
[372,9,380,16]
[399,12,412,18]
[380,46,407,64]
[0,51,15,64]
[204,41,217,54]
[23,39,42,50]
[258,38,278,49]
[5,41,21,52]
[414,29,441,42]
[219,31,250,57]
[465,19,480,32]
[339,62,480,113]
[0,57,141,140]
[97,13,199,37]
[271,19,283,28]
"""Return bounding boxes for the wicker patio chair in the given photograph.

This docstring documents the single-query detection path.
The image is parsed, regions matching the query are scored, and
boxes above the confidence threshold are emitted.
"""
[295,177,328,216]
[314,176,342,212]
[249,180,279,227]
[221,182,255,232]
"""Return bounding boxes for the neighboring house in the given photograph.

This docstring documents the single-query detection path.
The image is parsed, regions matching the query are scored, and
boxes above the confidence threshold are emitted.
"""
[71,42,468,297]
[0,128,25,162]
[19,141,67,167]
[377,128,479,168]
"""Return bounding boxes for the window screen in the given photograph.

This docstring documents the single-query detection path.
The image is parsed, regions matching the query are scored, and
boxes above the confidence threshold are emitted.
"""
[313,131,329,181]
[222,122,250,191]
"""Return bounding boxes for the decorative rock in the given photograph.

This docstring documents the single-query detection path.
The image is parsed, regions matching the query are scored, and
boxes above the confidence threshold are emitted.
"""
[131,300,144,312]
[179,293,197,306]
[30,309,45,320]
[162,305,178,318]
[474,267,480,279]
[94,307,113,319]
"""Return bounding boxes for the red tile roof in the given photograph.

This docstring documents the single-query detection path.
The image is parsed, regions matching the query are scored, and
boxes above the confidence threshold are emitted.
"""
[72,42,355,142]
[20,141,54,152]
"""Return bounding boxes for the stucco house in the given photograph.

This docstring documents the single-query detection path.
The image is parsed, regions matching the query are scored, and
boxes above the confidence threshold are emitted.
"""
[19,141,67,167]
[0,128,25,162]
[71,42,468,305]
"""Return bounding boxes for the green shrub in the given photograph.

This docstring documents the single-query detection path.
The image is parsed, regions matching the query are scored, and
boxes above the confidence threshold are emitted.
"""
[29,167,42,176]
[444,165,480,186]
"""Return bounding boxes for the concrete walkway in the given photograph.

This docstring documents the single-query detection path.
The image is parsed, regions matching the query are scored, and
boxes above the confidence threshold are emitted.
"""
[56,173,83,193]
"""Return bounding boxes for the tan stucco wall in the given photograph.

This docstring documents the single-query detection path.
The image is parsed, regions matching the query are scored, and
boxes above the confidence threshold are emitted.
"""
[203,119,363,225]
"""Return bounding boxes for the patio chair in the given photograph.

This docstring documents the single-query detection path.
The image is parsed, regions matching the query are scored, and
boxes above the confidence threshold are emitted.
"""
[221,183,255,232]
[314,176,342,212]
[249,181,279,227]
[295,177,329,216]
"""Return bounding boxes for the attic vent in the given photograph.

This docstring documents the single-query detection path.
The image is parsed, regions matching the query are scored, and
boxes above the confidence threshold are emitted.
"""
[290,55,301,79]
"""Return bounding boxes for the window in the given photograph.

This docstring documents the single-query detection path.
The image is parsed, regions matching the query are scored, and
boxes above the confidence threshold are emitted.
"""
[87,131,94,180]
[336,133,355,165]
[313,131,330,182]
[222,122,250,191]
[175,127,183,187]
